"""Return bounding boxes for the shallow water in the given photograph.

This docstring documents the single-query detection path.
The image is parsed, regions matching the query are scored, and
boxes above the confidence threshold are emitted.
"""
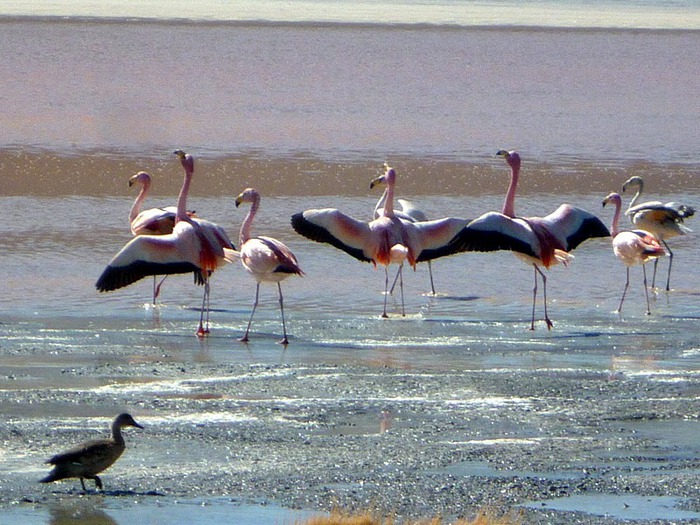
[1,3,699,522]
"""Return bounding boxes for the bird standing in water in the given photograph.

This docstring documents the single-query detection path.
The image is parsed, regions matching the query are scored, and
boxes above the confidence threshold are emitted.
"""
[603,192,666,315]
[96,150,235,337]
[235,188,303,345]
[39,413,144,492]
[292,164,469,317]
[127,170,195,304]
[622,175,694,291]
[449,150,610,329]
[374,185,438,295]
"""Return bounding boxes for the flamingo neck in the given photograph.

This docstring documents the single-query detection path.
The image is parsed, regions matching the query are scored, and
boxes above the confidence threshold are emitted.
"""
[609,198,621,237]
[240,194,259,245]
[502,161,519,218]
[627,180,643,210]
[375,188,389,218]
[129,180,150,224]
[176,159,193,223]
[382,180,395,217]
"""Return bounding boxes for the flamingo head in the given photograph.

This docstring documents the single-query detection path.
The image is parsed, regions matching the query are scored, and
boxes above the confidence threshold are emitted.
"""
[602,192,622,209]
[370,163,396,190]
[235,187,260,208]
[621,175,643,194]
[174,149,194,175]
[496,149,521,170]
[128,171,151,188]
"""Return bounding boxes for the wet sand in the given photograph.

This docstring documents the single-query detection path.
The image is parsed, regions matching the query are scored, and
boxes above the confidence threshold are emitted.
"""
[2,341,700,524]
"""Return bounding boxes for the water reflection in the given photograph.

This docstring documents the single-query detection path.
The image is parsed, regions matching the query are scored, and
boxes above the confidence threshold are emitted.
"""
[49,501,118,525]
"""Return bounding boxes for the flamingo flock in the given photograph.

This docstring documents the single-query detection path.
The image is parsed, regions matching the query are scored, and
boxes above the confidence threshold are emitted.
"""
[95,149,694,340]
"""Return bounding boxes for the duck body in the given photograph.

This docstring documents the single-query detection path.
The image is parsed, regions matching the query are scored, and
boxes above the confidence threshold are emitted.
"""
[40,413,143,491]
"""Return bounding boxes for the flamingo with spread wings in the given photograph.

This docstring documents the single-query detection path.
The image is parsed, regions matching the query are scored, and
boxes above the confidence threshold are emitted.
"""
[96,150,235,337]
[622,175,694,291]
[448,150,610,330]
[292,164,469,317]
[235,188,303,345]
[603,192,666,314]
[374,185,437,295]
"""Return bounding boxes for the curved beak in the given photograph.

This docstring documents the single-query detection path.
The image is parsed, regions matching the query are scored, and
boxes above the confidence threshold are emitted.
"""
[370,175,385,190]
[235,195,244,208]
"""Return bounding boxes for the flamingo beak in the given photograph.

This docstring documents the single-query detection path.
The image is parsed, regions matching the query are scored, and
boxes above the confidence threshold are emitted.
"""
[496,149,510,158]
[235,195,244,208]
[369,175,385,190]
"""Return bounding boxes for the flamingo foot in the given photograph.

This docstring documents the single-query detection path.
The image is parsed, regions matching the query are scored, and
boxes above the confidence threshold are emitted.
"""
[278,337,289,345]
[381,313,389,319]
[196,326,210,338]
[239,336,250,343]
[545,318,554,330]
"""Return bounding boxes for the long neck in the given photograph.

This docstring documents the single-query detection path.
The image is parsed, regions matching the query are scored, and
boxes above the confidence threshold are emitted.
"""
[176,158,193,223]
[610,198,621,237]
[111,421,125,446]
[627,180,643,210]
[382,179,395,217]
[240,194,259,245]
[374,188,389,218]
[502,161,518,218]
[129,180,149,224]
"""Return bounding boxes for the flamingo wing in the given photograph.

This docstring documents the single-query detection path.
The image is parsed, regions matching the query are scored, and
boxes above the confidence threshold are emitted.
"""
[540,204,610,251]
[243,236,304,276]
[403,217,471,262]
[396,199,429,222]
[448,212,540,258]
[291,209,373,263]
[131,207,177,236]
[96,224,207,292]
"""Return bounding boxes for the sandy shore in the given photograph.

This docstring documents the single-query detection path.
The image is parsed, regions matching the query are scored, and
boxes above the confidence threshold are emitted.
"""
[2,339,699,524]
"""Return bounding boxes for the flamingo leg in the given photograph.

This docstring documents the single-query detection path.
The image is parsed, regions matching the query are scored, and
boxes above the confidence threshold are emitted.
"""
[650,258,659,290]
[427,260,436,296]
[240,283,260,342]
[382,268,390,318]
[617,267,630,313]
[642,264,652,315]
[278,282,289,345]
[153,275,168,303]
[389,261,436,296]
[388,267,401,295]
[196,279,210,338]
[533,265,553,330]
[529,265,538,330]
[662,240,673,292]
[398,265,405,317]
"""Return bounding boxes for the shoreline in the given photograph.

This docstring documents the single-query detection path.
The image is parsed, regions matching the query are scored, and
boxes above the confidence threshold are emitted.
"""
[2,148,699,198]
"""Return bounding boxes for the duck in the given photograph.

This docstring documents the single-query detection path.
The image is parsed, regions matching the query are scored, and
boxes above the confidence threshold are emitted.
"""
[39,413,144,492]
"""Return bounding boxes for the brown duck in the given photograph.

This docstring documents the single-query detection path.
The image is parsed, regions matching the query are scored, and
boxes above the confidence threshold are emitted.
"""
[40,413,143,491]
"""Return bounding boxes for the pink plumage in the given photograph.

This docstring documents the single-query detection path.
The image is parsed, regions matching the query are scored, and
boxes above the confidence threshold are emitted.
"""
[97,150,234,337]
[450,150,610,330]
[603,192,666,315]
[235,188,303,345]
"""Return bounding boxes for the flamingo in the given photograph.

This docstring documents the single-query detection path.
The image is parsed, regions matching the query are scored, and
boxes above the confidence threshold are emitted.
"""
[374,185,437,295]
[448,150,610,330]
[234,188,304,345]
[128,171,195,304]
[622,175,694,291]
[291,164,469,317]
[96,150,235,337]
[602,192,666,314]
